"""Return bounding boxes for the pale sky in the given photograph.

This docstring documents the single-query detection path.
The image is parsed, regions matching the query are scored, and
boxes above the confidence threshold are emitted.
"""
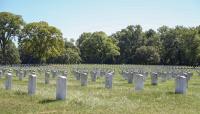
[1,0,200,40]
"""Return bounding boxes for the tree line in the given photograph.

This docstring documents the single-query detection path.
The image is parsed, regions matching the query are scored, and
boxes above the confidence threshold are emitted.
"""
[0,12,200,65]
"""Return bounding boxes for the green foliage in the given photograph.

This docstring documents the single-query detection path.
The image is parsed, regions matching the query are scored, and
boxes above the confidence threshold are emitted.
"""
[78,32,120,64]
[134,46,160,64]
[0,41,21,64]
[175,26,200,65]
[19,21,65,64]
[1,11,200,65]
[158,26,200,65]
[47,40,81,64]
[145,29,161,51]
[76,32,92,48]
[112,25,145,63]
[158,26,180,65]
[0,12,24,64]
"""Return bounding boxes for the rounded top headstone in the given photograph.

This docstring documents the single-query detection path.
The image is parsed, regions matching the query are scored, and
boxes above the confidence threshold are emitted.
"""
[178,75,186,79]
[59,76,66,79]
[31,74,37,77]
[7,73,12,76]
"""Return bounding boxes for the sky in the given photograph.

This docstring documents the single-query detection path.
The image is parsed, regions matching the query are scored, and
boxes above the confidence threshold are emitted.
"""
[0,0,200,40]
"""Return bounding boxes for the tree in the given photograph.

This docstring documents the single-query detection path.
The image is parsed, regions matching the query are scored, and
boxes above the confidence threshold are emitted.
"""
[134,46,160,64]
[158,26,200,65]
[47,39,81,64]
[78,32,120,64]
[112,25,145,63]
[0,12,24,64]
[0,41,21,64]
[145,29,161,49]
[158,26,180,65]
[19,21,65,64]
[76,32,92,48]
[175,26,200,65]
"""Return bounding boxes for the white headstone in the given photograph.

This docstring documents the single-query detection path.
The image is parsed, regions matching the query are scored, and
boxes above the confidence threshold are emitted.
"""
[135,74,144,91]
[28,74,37,95]
[122,71,128,80]
[105,72,113,89]
[175,76,187,94]
[56,76,67,100]
[63,71,67,77]
[91,71,97,82]
[0,70,2,79]
[52,70,57,78]
[45,72,50,84]
[127,72,133,83]
[24,70,27,77]
[80,73,88,86]
[19,71,23,81]
[151,72,158,85]
[75,71,81,80]
[183,73,189,88]
[5,73,12,90]
[161,72,167,82]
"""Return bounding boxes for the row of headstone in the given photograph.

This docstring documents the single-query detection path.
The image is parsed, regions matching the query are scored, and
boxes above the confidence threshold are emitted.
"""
[121,69,193,93]
[121,71,146,91]
[122,70,148,84]
[73,69,115,88]
[0,66,196,99]
[3,72,67,100]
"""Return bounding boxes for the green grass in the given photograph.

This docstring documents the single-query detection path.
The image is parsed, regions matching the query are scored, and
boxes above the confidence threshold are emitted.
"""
[0,67,200,114]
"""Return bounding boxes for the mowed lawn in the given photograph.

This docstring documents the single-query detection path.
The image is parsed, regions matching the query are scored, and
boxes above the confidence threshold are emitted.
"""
[0,68,200,114]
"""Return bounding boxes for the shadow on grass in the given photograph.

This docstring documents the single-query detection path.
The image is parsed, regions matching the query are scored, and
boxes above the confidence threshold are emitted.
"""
[14,90,27,96]
[190,83,200,86]
[166,91,175,95]
[38,99,59,104]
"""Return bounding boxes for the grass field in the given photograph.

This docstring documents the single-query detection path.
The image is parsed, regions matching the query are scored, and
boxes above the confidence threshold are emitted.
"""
[0,66,200,114]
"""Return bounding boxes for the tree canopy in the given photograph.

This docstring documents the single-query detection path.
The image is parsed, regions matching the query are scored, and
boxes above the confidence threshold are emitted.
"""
[19,21,65,64]
[78,32,120,64]
[0,12,200,65]
[0,12,24,64]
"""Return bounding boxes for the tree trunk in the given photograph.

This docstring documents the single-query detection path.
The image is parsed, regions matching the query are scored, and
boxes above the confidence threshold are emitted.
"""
[2,42,6,65]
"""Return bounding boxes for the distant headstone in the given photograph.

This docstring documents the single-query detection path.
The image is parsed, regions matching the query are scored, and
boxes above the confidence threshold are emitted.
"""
[16,70,19,77]
[91,71,97,82]
[80,73,88,86]
[75,71,81,80]
[19,71,23,81]
[151,72,158,85]
[183,73,189,88]
[0,70,2,79]
[63,71,67,77]
[105,72,113,89]
[122,71,128,80]
[45,72,50,84]
[161,72,167,82]
[24,70,27,77]
[127,72,133,84]
[52,70,57,78]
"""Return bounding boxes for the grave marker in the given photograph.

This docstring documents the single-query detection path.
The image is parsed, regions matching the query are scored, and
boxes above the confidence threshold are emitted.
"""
[56,76,67,100]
